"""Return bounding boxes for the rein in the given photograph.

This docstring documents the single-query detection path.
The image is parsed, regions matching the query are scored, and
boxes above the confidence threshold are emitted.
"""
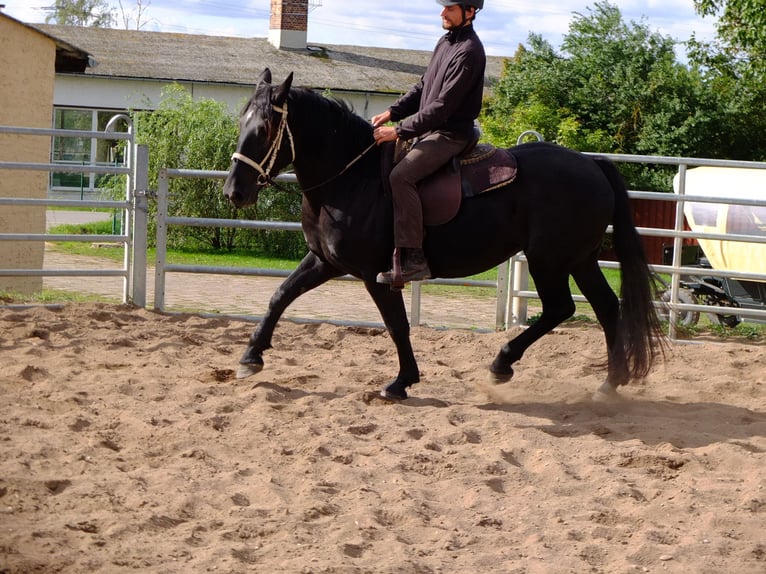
[299,140,377,193]
[232,101,377,194]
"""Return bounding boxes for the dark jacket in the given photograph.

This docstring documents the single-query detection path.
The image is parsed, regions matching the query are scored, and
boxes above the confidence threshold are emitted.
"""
[389,24,485,141]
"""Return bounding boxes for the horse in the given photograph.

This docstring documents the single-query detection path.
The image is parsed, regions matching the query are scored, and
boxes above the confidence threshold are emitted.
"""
[223,68,665,401]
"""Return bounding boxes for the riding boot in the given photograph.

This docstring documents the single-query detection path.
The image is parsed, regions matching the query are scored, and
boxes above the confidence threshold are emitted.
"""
[377,248,432,285]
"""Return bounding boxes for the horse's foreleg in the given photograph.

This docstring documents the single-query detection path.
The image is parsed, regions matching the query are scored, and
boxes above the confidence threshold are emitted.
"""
[490,270,575,383]
[237,253,342,379]
[364,281,419,400]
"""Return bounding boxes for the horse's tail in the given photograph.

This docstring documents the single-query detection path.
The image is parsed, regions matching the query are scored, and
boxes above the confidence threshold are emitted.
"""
[594,157,666,379]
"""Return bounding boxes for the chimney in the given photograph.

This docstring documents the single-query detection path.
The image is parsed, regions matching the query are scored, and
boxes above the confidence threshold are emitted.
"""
[269,0,308,50]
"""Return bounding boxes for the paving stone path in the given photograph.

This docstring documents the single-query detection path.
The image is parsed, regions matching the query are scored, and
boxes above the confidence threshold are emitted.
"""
[42,247,506,331]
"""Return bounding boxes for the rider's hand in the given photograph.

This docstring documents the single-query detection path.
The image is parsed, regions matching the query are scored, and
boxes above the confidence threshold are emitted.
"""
[373,126,398,145]
[371,110,391,128]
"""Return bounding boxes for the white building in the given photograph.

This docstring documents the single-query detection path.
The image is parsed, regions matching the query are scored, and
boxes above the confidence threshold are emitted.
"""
[7,0,506,197]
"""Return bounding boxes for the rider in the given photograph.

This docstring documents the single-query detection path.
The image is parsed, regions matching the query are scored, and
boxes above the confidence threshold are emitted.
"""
[372,0,486,285]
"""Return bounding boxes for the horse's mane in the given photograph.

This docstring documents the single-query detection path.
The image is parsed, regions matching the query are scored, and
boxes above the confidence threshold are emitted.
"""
[288,87,375,150]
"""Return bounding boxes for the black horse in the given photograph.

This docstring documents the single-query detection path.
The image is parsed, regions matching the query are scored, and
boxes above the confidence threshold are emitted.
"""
[223,69,665,401]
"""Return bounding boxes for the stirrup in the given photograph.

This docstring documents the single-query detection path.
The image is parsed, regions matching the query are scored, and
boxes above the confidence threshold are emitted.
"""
[377,247,430,289]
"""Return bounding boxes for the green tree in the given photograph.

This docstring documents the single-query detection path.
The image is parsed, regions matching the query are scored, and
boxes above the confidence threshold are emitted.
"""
[132,85,305,257]
[480,1,746,189]
[692,0,766,64]
[686,0,766,161]
[45,0,115,27]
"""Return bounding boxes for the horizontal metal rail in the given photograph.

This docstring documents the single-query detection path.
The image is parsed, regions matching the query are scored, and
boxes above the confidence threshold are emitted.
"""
[0,233,127,242]
[0,269,127,278]
[154,158,766,335]
[0,197,130,209]
[0,125,132,140]
[0,162,131,175]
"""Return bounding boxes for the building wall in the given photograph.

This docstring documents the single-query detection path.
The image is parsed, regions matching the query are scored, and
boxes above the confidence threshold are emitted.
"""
[0,18,54,294]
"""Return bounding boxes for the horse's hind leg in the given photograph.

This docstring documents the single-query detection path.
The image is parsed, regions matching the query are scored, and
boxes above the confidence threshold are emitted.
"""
[237,252,342,379]
[571,258,629,398]
[490,265,575,382]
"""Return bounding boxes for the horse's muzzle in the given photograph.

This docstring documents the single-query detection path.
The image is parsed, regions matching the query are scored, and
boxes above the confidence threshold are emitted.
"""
[223,172,247,208]
[223,176,261,210]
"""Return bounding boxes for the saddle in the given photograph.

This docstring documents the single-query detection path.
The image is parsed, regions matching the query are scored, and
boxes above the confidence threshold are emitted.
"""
[380,134,518,226]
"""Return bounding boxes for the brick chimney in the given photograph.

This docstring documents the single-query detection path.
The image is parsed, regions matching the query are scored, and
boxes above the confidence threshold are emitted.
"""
[269,0,308,50]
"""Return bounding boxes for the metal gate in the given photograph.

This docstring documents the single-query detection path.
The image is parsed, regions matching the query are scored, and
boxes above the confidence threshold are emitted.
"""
[0,117,149,306]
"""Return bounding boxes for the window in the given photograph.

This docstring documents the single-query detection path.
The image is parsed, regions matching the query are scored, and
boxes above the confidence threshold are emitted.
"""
[51,107,129,194]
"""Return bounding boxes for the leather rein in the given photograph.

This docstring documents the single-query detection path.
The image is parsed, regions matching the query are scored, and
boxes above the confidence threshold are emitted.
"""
[231,102,377,194]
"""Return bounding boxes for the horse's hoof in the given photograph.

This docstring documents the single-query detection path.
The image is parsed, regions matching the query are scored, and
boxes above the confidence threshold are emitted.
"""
[379,388,407,402]
[488,366,514,385]
[592,381,623,403]
[236,363,263,379]
[380,379,409,401]
[488,372,513,385]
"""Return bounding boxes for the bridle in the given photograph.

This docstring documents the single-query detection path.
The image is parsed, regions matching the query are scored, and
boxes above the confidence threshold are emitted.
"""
[231,101,377,194]
[231,103,295,192]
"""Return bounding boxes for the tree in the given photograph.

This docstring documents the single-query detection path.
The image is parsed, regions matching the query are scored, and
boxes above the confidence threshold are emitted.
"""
[45,0,114,27]
[116,0,152,30]
[686,1,766,161]
[479,1,761,189]
[132,85,305,257]
[693,0,766,63]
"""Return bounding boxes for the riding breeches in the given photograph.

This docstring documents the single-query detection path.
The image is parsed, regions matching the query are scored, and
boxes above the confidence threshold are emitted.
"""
[390,132,470,248]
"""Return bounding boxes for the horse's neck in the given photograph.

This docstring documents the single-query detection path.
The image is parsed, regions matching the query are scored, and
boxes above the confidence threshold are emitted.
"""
[291,131,380,197]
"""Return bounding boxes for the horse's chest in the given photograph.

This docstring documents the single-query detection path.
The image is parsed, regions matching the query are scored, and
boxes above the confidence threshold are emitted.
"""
[303,207,364,262]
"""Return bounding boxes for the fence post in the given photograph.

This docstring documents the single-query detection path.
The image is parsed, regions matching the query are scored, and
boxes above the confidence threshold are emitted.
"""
[495,259,509,330]
[410,282,422,326]
[509,254,529,326]
[131,144,149,307]
[667,163,688,340]
[154,168,168,311]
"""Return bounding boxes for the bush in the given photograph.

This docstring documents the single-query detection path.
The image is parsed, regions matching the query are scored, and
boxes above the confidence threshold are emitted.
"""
[109,85,306,258]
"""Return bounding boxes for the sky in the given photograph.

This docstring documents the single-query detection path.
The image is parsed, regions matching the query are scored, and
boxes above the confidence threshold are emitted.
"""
[5,0,717,58]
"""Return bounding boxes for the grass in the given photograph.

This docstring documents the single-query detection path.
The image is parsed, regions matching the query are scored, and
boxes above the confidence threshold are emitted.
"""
[0,288,115,305]
[668,314,765,341]
[48,221,299,269]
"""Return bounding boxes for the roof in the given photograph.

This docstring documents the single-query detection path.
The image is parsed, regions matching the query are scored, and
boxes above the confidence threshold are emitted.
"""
[0,14,90,72]
[33,24,507,94]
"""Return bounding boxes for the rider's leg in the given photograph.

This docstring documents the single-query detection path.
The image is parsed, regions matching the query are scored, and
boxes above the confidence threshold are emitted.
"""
[377,132,469,285]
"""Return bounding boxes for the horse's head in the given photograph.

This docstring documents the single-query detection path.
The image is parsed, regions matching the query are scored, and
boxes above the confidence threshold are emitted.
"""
[223,68,294,209]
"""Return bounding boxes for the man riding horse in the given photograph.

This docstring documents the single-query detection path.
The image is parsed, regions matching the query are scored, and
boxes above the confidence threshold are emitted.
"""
[372,0,486,285]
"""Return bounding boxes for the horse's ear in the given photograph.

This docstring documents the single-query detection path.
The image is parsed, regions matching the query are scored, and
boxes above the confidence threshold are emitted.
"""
[257,68,272,85]
[273,72,293,106]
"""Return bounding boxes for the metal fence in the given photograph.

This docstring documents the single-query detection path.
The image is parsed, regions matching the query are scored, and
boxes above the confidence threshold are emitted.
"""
[154,155,766,337]
[0,118,149,306]
[153,167,509,328]
[3,124,765,338]
[592,153,766,340]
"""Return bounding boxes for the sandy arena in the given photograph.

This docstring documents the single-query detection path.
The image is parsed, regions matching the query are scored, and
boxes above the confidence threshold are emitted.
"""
[1,302,765,573]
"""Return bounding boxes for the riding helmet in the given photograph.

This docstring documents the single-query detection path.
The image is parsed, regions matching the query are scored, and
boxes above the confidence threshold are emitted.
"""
[437,0,484,10]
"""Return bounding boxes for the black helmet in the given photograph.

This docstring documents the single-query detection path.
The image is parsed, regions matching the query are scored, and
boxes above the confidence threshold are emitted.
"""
[437,0,483,9]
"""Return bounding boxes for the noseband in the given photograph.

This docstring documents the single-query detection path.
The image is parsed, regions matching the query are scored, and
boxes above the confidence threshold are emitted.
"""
[231,103,295,190]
